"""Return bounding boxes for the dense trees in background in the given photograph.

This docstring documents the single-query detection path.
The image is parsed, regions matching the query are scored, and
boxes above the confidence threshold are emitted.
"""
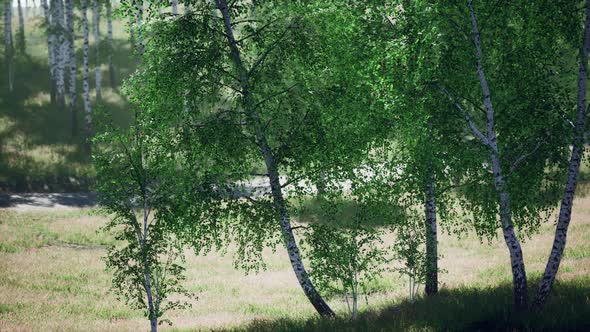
[81,0,91,150]
[3,0,119,140]
[4,0,14,92]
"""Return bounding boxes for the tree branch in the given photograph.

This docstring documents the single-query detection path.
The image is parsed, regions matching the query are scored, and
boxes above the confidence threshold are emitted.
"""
[247,19,298,78]
[434,84,494,150]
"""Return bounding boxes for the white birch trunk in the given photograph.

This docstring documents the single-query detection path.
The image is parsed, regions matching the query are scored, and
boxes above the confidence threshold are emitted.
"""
[133,0,144,55]
[468,0,528,311]
[42,0,56,102]
[55,0,66,106]
[66,0,76,136]
[533,0,590,309]
[92,0,101,100]
[16,0,25,51]
[171,0,177,15]
[4,0,14,92]
[106,0,114,88]
[82,0,92,152]
[352,255,358,320]
[140,190,158,332]
[424,173,438,296]
[215,0,335,318]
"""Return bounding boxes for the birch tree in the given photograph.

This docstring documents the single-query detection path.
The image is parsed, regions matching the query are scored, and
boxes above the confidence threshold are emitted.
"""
[429,1,572,311]
[66,0,76,136]
[118,0,385,317]
[42,0,56,103]
[4,0,14,92]
[95,117,193,332]
[16,0,25,53]
[92,0,101,100]
[52,0,66,106]
[534,0,590,309]
[82,0,92,151]
[170,0,176,15]
[106,0,115,88]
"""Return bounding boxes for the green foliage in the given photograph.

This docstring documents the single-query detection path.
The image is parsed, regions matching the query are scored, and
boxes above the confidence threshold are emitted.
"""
[391,215,426,303]
[302,201,389,319]
[94,113,193,327]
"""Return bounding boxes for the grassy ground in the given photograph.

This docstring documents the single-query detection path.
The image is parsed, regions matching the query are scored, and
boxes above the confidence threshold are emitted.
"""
[0,9,134,192]
[1,192,589,331]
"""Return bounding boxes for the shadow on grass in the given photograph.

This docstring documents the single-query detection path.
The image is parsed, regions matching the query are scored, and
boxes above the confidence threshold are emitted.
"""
[228,278,590,332]
[0,34,135,192]
[293,197,408,229]
[0,192,97,208]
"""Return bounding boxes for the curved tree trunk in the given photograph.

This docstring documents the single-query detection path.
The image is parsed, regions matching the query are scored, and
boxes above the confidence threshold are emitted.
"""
[424,172,438,296]
[4,0,14,92]
[92,0,101,100]
[467,0,528,311]
[65,0,76,137]
[533,0,590,309]
[82,0,92,153]
[215,0,336,318]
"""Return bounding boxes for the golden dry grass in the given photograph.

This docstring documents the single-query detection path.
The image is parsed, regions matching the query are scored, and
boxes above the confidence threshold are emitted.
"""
[0,194,589,331]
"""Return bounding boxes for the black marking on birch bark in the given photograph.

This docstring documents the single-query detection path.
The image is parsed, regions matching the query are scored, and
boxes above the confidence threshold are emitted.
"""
[534,0,590,309]
[468,0,528,311]
[215,0,335,317]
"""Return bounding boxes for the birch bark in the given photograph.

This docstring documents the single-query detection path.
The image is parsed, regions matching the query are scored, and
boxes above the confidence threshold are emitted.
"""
[42,0,56,102]
[171,0,177,15]
[55,0,66,106]
[16,0,25,52]
[533,0,590,309]
[4,0,14,92]
[92,0,101,100]
[140,189,158,332]
[215,0,335,317]
[66,0,76,136]
[106,0,115,88]
[82,0,92,152]
[424,173,438,296]
[467,0,528,311]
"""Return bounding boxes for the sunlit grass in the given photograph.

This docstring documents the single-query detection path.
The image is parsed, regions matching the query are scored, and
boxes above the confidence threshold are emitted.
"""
[1,192,590,331]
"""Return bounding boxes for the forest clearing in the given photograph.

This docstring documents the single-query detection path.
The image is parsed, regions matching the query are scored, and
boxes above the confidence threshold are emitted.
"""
[1,196,590,331]
[2,1,590,331]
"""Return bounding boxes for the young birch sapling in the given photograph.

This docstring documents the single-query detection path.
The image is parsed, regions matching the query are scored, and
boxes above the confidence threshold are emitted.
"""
[94,119,192,332]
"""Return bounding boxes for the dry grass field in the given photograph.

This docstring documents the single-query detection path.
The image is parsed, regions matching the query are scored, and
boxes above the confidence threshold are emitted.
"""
[1,192,590,331]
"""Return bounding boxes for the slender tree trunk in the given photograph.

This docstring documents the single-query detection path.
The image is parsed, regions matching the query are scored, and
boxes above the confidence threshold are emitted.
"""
[55,0,66,106]
[106,0,115,88]
[133,0,143,55]
[92,0,101,100]
[215,0,335,318]
[424,172,438,296]
[16,0,25,52]
[82,0,92,153]
[42,0,56,103]
[171,0,177,15]
[141,191,158,332]
[468,1,528,311]
[65,0,76,137]
[352,256,358,320]
[533,0,590,309]
[4,0,14,92]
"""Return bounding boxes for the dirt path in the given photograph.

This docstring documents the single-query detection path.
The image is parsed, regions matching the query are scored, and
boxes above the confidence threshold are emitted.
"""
[0,192,98,211]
